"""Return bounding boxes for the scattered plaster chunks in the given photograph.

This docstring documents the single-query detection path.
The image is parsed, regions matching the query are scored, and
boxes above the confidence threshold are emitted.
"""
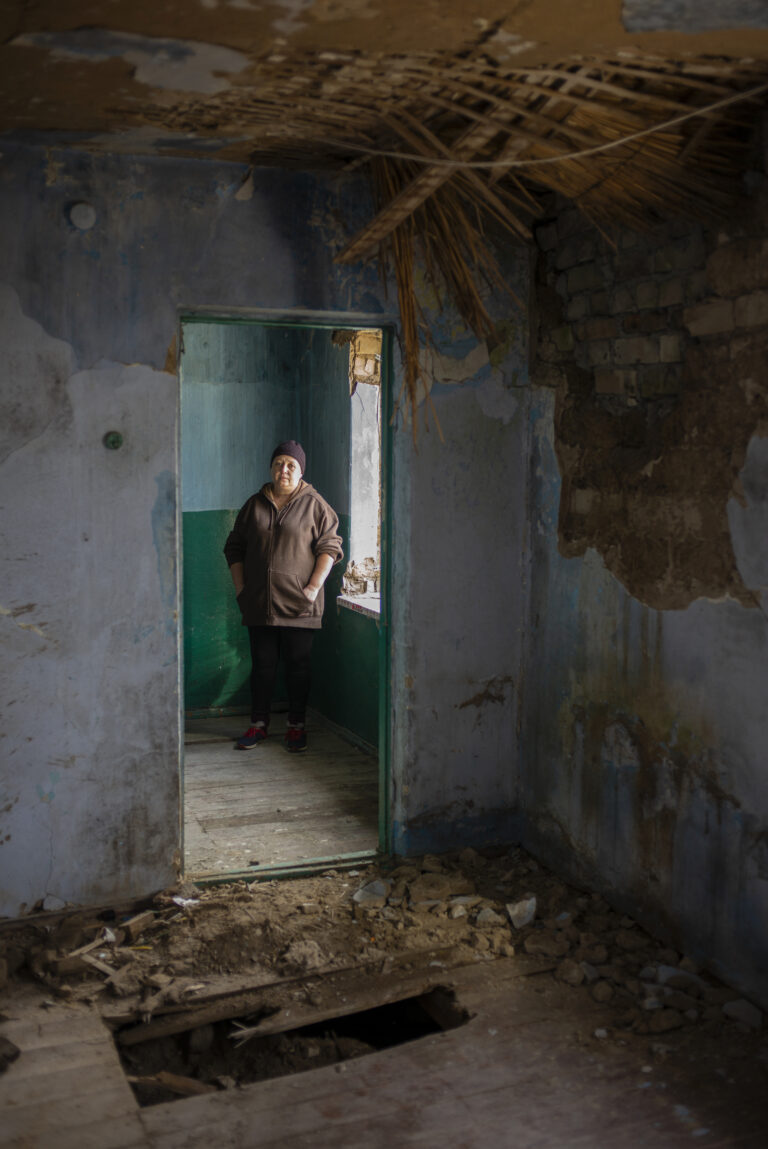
[648,1009,685,1034]
[524,931,570,959]
[591,980,614,1004]
[655,965,704,993]
[408,872,475,904]
[352,879,392,908]
[280,939,327,973]
[506,895,537,929]
[475,907,506,926]
[722,999,763,1030]
[615,928,650,953]
[556,958,585,987]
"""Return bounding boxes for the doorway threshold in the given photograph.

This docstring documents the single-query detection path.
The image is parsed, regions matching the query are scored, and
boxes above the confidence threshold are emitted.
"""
[190,850,381,886]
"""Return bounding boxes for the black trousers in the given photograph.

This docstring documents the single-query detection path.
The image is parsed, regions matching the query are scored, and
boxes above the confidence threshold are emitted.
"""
[248,625,315,726]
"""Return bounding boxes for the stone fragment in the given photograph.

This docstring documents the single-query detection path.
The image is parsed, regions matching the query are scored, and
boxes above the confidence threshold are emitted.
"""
[421,855,445,873]
[450,904,467,920]
[656,965,704,992]
[409,872,474,903]
[649,1009,684,1034]
[592,980,614,1003]
[524,931,570,958]
[506,895,536,929]
[722,999,762,1030]
[580,962,599,984]
[475,907,506,926]
[575,943,608,965]
[615,929,649,952]
[352,879,391,908]
[556,959,585,987]
[678,956,700,975]
[458,847,480,865]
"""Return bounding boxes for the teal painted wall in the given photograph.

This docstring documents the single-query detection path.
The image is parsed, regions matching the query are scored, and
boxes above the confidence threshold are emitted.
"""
[182,508,249,711]
[181,319,379,744]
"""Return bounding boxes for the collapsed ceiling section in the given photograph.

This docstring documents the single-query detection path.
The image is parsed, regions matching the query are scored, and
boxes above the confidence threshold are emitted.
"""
[4,2,768,429]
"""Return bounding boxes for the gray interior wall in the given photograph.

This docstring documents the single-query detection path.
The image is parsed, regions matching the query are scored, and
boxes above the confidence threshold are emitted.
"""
[0,143,530,913]
[389,267,531,855]
[0,146,382,913]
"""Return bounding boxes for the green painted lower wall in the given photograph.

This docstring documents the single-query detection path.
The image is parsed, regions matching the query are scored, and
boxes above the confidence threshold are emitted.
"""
[183,509,250,712]
[183,510,379,746]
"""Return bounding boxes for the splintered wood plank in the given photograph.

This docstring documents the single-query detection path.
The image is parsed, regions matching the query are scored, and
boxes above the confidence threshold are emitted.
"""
[183,716,378,875]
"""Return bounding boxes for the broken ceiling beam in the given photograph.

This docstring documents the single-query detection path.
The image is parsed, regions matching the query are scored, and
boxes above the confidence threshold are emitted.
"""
[335,112,525,265]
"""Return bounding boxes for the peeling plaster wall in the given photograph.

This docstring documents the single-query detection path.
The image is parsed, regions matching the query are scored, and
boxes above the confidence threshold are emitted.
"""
[390,264,531,855]
[0,143,530,912]
[523,193,768,1007]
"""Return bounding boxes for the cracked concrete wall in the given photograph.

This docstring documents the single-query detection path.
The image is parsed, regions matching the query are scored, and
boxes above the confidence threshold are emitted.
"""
[522,191,768,1007]
[0,142,530,912]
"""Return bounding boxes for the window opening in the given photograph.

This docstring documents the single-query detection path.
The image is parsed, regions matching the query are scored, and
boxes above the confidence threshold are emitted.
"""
[333,329,382,619]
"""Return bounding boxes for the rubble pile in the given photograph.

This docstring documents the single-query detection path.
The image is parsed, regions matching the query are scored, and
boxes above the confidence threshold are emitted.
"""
[0,846,762,1042]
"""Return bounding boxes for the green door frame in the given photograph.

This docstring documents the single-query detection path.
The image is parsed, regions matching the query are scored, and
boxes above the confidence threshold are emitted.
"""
[178,310,394,877]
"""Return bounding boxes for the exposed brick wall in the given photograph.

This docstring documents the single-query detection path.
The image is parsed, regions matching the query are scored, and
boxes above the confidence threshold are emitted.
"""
[532,193,768,608]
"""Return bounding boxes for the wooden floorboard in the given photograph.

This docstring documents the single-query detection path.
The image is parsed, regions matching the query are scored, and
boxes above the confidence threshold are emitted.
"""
[0,1003,146,1149]
[183,715,378,876]
[139,962,752,1149]
[3,961,765,1148]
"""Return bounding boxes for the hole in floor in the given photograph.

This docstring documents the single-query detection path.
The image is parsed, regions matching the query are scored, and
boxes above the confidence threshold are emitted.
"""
[117,987,470,1107]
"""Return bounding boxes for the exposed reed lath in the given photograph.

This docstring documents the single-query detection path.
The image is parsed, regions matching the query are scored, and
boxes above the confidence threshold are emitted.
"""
[141,43,768,433]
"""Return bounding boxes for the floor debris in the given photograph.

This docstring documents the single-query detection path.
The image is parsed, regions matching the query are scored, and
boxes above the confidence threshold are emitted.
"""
[1,845,766,1138]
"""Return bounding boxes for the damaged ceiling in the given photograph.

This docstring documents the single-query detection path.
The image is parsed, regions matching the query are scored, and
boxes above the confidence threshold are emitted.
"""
[4,1,768,168]
[6,1,768,427]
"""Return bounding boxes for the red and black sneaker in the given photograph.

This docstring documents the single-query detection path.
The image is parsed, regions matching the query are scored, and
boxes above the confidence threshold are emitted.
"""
[284,725,307,753]
[235,725,268,750]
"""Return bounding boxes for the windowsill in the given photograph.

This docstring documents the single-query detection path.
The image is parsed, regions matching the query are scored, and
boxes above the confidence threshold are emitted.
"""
[337,593,381,620]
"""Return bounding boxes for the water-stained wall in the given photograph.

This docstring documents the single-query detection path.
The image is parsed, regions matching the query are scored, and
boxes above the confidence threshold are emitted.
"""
[0,143,530,913]
[524,192,768,1007]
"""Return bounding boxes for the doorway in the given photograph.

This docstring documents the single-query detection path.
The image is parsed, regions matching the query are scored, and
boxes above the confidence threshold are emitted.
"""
[178,315,390,877]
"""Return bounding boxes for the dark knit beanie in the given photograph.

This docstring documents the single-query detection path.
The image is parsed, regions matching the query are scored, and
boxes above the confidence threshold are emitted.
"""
[271,440,306,474]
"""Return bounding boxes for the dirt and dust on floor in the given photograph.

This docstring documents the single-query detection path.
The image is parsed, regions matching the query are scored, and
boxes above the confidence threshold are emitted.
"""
[0,846,766,1129]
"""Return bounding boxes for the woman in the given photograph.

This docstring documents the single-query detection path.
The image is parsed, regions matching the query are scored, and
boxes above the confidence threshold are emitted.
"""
[223,440,343,752]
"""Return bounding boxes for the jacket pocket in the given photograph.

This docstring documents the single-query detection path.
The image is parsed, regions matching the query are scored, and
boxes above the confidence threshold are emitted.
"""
[270,570,314,618]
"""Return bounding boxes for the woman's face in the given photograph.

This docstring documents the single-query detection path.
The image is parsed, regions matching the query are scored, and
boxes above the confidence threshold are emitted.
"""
[271,454,303,496]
